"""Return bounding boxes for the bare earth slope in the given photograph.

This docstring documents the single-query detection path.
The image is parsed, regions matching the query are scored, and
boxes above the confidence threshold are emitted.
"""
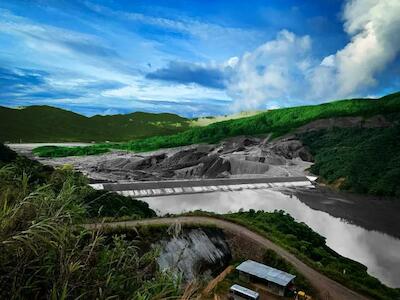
[28,136,313,182]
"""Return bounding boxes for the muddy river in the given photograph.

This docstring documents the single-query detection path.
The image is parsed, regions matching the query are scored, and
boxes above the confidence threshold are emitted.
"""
[142,187,400,288]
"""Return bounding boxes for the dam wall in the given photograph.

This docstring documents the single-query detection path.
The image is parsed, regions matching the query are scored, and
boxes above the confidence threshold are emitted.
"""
[90,176,314,198]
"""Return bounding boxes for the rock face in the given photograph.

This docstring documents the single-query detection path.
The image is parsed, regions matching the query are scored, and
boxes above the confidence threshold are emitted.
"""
[156,228,231,281]
[270,137,314,162]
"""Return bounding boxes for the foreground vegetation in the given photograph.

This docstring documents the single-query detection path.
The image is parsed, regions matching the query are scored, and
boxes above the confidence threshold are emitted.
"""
[33,91,400,157]
[0,144,186,299]
[224,210,400,300]
[3,143,400,299]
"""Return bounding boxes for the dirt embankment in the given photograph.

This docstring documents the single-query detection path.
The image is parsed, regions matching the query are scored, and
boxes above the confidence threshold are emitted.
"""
[34,136,314,182]
[295,115,393,133]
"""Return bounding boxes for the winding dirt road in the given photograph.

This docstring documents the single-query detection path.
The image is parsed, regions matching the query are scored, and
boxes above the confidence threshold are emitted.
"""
[84,216,369,300]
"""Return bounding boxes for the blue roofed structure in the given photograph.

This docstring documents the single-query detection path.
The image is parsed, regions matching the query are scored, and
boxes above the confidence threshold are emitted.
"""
[236,260,296,287]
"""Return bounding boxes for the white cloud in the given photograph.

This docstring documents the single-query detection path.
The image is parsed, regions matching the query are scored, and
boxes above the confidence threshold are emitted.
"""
[226,30,314,110]
[225,56,239,68]
[82,1,265,62]
[318,0,400,97]
[226,0,400,111]
[102,81,230,103]
[83,1,260,42]
[0,9,228,110]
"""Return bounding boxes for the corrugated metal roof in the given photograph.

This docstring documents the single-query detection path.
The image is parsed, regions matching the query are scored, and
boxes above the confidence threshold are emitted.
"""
[236,260,296,286]
[230,284,259,299]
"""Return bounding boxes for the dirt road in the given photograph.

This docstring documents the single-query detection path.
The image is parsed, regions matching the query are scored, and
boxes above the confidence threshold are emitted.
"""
[84,216,369,300]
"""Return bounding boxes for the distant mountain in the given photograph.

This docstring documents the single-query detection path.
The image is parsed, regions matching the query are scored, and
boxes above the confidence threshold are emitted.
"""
[0,105,190,142]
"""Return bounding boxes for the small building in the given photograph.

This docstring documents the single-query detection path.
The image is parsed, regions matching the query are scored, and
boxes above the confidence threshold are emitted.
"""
[229,284,260,300]
[236,260,296,296]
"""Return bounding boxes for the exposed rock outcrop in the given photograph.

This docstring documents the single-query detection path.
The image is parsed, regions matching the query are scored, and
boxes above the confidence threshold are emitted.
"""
[35,134,314,182]
[156,228,231,281]
[270,137,314,162]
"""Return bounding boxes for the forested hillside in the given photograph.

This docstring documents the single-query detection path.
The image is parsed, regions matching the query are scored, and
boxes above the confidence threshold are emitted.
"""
[0,105,189,142]
[300,124,400,197]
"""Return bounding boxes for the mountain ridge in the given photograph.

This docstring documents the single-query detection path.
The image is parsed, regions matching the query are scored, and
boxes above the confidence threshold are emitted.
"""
[0,105,190,143]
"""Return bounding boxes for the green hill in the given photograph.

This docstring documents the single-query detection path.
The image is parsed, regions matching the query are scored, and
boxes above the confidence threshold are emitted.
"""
[0,105,189,143]
[33,92,400,197]
[103,91,400,152]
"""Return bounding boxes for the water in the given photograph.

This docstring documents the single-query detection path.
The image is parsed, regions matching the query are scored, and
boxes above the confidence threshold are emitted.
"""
[143,188,400,288]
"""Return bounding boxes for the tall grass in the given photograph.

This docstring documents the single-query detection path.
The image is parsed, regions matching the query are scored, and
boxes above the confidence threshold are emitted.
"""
[0,146,188,299]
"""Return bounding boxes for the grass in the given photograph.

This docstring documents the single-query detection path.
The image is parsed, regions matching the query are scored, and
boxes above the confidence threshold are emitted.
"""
[33,91,400,157]
[190,110,262,127]
[0,144,188,299]
[33,144,111,157]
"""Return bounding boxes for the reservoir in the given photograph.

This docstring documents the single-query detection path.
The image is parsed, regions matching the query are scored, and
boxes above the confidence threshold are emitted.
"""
[142,187,400,288]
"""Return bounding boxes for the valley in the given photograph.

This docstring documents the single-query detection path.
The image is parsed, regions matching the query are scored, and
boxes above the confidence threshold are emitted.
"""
[3,91,400,300]
[3,1,400,299]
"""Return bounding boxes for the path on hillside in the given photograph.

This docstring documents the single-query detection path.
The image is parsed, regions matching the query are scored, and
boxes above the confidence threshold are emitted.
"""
[84,216,369,300]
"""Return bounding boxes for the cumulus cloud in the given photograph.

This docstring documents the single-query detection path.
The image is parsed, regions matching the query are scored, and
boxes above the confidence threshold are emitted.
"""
[226,30,314,110]
[227,0,400,111]
[312,0,400,98]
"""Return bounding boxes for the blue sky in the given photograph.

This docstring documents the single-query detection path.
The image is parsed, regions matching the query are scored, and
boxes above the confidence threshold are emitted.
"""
[1,0,400,117]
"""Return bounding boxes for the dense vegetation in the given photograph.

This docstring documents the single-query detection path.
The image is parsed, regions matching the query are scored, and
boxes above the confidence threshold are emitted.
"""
[33,144,111,157]
[34,91,400,157]
[0,144,187,299]
[300,124,400,197]
[225,210,400,300]
[0,105,189,143]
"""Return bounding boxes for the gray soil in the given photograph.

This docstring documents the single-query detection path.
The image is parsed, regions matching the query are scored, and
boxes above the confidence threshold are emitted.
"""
[17,136,313,183]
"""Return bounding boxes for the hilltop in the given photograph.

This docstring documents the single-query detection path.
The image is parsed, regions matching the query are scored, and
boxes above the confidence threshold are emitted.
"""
[0,105,190,143]
[73,91,400,153]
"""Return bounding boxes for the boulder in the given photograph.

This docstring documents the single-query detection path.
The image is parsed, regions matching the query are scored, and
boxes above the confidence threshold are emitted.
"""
[270,138,313,162]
